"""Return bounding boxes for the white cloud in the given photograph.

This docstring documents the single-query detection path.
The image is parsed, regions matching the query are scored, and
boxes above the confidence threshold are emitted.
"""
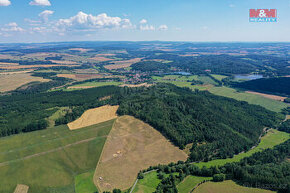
[56,11,133,32]
[29,0,51,6]
[39,10,54,22]
[140,19,147,24]
[229,4,235,8]
[0,0,11,6]
[201,26,209,30]
[1,22,25,32]
[158,25,168,31]
[140,24,155,31]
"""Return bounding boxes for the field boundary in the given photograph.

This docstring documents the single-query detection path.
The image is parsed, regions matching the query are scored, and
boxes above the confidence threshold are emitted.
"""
[0,136,106,167]
[94,118,117,192]
[0,123,113,155]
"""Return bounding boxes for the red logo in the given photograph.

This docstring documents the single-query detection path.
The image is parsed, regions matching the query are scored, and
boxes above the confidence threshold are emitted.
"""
[249,9,277,18]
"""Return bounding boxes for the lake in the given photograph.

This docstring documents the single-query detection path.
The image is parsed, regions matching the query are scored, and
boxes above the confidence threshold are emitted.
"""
[234,74,263,80]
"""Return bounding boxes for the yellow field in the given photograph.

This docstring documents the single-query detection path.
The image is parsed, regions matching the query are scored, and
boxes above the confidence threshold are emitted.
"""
[57,73,104,81]
[94,115,188,192]
[104,58,142,70]
[67,105,119,130]
[13,184,29,193]
[0,73,49,92]
[194,180,274,193]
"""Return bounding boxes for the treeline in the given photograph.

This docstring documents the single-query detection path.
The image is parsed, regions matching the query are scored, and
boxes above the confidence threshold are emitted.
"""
[115,84,281,161]
[277,120,290,133]
[136,139,290,193]
[12,72,72,94]
[0,59,56,65]
[234,77,290,96]
[0,86,120,137]
[222,139,290,193]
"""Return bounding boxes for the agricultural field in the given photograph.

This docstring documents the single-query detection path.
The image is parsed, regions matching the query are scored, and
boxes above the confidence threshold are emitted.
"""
[104,58,143,70]
[177,176,212,193]
[66,81,122,90]
[211,74,228,81]
[75,170,98,193]
[132,171,179,193]
[132,172,162,193]
[67,105,119,130]
[209,86,288,112]
[57,73,104,81]
[94,115,188,192]
[0,72,49,92]
[13,184,29,193]
[194,180,275,193]
[195,129,289,168]
[0,119,115,193]
[245,91,287,102]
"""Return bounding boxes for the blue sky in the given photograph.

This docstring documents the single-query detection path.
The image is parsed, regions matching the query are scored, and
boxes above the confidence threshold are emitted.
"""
[0,0,289,43]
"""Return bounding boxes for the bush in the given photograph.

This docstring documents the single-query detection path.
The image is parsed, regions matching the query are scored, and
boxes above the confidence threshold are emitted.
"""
[213,173,226,182]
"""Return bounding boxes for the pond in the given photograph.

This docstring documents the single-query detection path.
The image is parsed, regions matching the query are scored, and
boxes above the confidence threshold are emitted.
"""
[234,74,263,80]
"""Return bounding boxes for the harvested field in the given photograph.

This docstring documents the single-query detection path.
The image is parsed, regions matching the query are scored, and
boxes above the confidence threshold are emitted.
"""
[194,180,274,193]
[73,69,99,74]
[246,91,287,101]
[57,73,103,81]
[13,184,29,193]
[0,70,32,75]
[0,54,14,59]
[0,73,49,92]
[67,105,119,130]
[0,64,78,70]
[50,60,78,65]
[90,56,114,62]
[94,115,188,192]
[0,62,19,65]
[104,58,142,70]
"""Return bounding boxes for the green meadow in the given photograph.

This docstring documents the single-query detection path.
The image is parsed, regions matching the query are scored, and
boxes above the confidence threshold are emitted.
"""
[209,86,288,112]
[177,176,212,193]
[0,119,115,193]
[75,170,98,193]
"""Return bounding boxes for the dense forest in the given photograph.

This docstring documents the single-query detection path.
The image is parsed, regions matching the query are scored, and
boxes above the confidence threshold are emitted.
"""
[116,84,282,161]
[278,120,290,133]
[0,86,120,137]
[234,77,290,96]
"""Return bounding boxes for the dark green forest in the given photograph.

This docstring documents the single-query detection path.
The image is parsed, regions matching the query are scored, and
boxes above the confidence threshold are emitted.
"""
[0,86,120,136]
[116,84,282,161]
[234,77,290,96]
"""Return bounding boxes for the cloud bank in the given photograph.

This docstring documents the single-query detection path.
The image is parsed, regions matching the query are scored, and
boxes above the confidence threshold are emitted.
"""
[29,0,51,6]
[0,0,11,6]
